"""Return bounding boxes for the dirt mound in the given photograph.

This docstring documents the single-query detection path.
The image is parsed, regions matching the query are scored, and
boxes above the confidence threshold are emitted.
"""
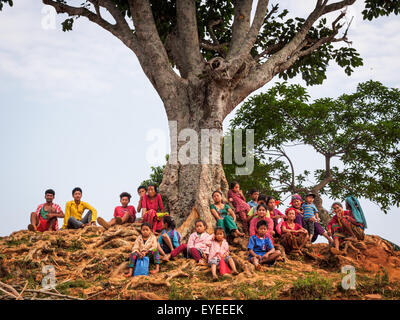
[1,224,400,300]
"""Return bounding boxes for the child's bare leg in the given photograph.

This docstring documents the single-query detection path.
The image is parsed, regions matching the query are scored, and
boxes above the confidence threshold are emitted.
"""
[162,233,174,252]
[228,258,239,274]
[29,212,39,231]
[108,218,117,226]
[48,217,57,231]
[251,257,261,270]
[262,250,283,264]
[233,229,244,237]
[321,231,334,244]
[124,268,133,277]
[158,243,169,261]
[120,212,131,224]
[150,264,159,274]
[211,264,218,281]
[334,238,340,250]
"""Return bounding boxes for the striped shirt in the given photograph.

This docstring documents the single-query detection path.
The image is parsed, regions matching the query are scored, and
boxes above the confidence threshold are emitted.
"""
[302,203,318,219]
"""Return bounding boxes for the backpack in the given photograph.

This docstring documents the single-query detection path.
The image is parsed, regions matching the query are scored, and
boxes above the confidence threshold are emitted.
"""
[346,196,368,229]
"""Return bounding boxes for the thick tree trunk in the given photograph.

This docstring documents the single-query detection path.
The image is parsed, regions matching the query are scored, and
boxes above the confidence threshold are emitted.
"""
[159,81,231,238]
[313,193,331,228]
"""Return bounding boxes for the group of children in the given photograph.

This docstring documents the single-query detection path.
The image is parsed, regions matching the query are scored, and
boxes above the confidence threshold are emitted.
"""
[29,180,366,281]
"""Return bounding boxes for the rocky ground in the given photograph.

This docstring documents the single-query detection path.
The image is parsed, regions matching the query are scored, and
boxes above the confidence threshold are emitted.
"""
[1,223,400,300]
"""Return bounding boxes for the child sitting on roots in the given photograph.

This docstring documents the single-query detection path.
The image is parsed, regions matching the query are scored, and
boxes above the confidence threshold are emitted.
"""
[249,204,274,237]
[248,220,284,270]
[141,184,167,234]
[228,181,251,234]
[158,216,181,261]
[164,219,212,264]
[124,222,159,277]
[97,192,136,230]
[209,227,239,281]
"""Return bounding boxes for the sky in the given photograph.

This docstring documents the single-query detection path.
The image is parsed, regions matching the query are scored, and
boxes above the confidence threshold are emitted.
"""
[0,1,399,243]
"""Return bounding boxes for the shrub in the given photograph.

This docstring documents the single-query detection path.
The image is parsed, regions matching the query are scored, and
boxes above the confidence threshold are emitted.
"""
[289,272,333,300]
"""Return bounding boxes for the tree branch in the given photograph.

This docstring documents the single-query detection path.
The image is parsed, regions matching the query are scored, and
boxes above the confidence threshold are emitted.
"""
[227,0,270,76]
[127,0,181,108]
[232,0,356,108]
[176,0,204,78]
[228,0,253,58]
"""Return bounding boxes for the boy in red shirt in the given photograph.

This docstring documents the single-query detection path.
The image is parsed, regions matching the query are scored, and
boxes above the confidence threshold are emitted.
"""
[97,192,136,230]
[28,189,64,232]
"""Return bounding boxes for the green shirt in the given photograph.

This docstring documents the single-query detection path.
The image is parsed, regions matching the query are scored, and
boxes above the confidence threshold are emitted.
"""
[210,203,231,218]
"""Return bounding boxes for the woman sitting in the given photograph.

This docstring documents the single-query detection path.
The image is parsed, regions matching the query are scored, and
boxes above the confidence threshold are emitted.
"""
[280,208,308,255]
[328,201,365,254]
[210,191,244,238]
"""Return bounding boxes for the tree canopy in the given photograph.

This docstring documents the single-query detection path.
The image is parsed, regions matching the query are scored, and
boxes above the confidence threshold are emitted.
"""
[1,0,398,90]
[228,81,400,213]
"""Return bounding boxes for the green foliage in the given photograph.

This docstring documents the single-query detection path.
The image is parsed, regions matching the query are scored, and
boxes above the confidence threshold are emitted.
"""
[363,0,400,20]
[357,268,391,296]
[56,279,90,295]
[65,239,84,252]
[168,281,194,300]
[140,154,168,188]
[30,1,396,87]
[61,18,74,32]
[230,81,400,212]
[6,236,30,247]
[0,0,12,11]
[232,280,284,300]
[289,272,333,300]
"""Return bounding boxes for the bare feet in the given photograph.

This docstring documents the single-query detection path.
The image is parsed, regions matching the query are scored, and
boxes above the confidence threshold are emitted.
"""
[124,271,133,277]
[97,217,111,230]
[234,230,245,237]
[232,270,239,276]
[212,275,218,282]
[198,259,208,265]
[161,254,170,262]
[150,268,159,274]
[276,256,285,263]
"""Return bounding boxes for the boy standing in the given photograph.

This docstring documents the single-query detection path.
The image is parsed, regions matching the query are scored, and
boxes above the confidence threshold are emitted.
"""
[301,193,319,242]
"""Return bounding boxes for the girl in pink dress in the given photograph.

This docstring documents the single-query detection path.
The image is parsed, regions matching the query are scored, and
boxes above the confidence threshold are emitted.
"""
[208,227,239,281]
[228,181,251,234]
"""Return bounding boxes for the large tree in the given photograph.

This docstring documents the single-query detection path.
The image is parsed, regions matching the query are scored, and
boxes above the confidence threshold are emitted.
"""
[228,81,400,226]
[2,0,399,236]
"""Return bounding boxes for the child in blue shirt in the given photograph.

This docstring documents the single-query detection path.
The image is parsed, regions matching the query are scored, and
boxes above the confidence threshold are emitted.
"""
[247,188,259,209]
[158,216,181,261]
[248,220,284,270]
[301,193,320,242]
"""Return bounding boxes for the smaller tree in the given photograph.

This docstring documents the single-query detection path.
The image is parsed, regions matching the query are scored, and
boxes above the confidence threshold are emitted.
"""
[229,81,400,225]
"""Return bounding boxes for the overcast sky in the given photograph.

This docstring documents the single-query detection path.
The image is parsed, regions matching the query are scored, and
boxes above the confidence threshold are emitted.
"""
[0,1,399,244]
